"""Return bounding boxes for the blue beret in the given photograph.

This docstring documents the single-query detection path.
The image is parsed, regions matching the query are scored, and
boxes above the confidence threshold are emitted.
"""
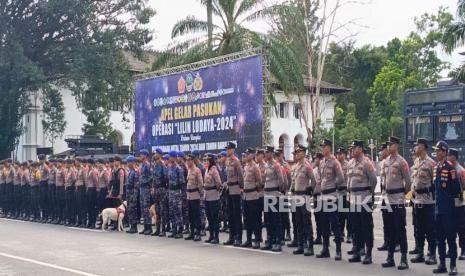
[140,149,150,156]
[219,151,227,157]
[162,154,170,161]
[155,148,163,155]
[177,151,185,158]
[126,155,136,162]
[192,149,200,157]
[169,151,177,158]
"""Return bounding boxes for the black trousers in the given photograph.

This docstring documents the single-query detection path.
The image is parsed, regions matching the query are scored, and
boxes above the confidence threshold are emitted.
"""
[350,203,374,251]
[0,183,5,213]
[205,200,219,238]
[75,185,86,225]
[314,196,323,239]
[30,186,40,218]
[296,204,313,246]
[456,206,465,251]
[385,204,408,254]
[436,213,457,262]
[244,199,260,241]
[264,196,282,245]
[5,182,13,215]
[55,186,65,221]
[97,188,108,216]
[13,185,21,216]
[338,195,351,237]
[48,184,56,219]
[187,199,201,235]
[320,205,341,246]
[39,181,48,219]
[22,185,31,217]
[280,200,291,241]
[86,187,97,226]
[413,204,436,254]
[227,194,242,241]
[65,186,76,223]
[381,200,389,245]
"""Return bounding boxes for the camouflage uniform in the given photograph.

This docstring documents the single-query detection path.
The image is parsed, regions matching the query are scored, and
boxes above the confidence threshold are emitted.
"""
[168,162,185,232]
[218,163,228,228]
[139,161,152,231]
[152,160,169,233]
[126,167,140,227]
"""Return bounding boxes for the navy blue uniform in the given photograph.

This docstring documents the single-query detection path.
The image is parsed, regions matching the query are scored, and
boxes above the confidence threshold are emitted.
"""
[434,160,461,263]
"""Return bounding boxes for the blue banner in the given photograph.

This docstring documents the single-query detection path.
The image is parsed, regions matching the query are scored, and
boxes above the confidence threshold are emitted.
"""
[135,55,263,154]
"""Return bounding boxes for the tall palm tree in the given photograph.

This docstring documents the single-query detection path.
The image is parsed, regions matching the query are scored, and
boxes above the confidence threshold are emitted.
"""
[443,0,465,53]
[205,0,213,48]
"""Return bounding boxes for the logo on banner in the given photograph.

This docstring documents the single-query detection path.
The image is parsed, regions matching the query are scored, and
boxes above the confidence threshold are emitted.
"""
[177,76,186,94]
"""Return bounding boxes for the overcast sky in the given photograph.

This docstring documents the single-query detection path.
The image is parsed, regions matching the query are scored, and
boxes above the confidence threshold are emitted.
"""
[148,0,462,75]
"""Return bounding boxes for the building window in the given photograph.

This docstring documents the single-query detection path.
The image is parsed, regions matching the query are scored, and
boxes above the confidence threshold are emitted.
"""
[279,102,288,118]
[294,104,300,119]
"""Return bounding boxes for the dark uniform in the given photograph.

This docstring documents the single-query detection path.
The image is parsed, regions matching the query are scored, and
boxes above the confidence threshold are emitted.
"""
[152,158,169,236]
[203,154,222,244]
[125,156,139,234]
[38,155,49,222]
[139,149,153,235]
[432,141,460,275]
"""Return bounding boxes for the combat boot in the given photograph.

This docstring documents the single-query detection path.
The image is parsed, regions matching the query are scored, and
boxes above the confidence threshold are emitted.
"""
[223,235,234,246]
[293,244,304,255]
[287,239,298,248]
[159,225,166,237]
[433,262,447,274]
[316,246,330,258]
[335,242,342,261]
[152,225,161,236]
[272,243,282,252]
[193,234,201,242]
[126,224,138,234]
[362,248,373,265]
[346,235,352,244]
[314,236,322,245]
[139,224,147,234]
[168,228,176,238]
[144,225,153,235]
[349,247,361,263]
[174,226,183,239]
[261,241,272,251]
[449,260,458,276]
[304,241,314,256]
[185,231,194,240]
[252,241,260,249]
[378,242,388,251]
[397,253,409,270]
[409,247,420,255]
[382,252,395,268]
[426,254,438,265]
[241,239,252,248]
[411,252,425,263]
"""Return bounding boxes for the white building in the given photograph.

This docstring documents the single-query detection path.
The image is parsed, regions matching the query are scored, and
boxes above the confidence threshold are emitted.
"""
[270,79,349,161]
[15,55,348,161]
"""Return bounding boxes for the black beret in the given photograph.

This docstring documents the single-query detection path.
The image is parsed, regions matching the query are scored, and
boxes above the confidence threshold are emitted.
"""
[320,139,332,147]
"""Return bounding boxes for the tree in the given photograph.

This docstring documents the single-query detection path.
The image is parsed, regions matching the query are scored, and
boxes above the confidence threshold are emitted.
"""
[42,88,66,149]
[0,0,155,158]
[443,1,465,80]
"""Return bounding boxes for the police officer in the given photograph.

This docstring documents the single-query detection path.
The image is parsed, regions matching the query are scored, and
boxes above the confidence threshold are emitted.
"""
[86,159,99,229]
[313,152,324,245]
[47,159,57,223]
[20,162,31,220]
[261,145,285,252]
[290,144,316,256]
[29,162,41,222]
[167,151,184,239]
[378,142,390,251]
[336,148,351,243]
[347,140,377,264]
[96,159,110,223]
[64,160,77,226]
[447,148,465,262]
[275,149,292,243]
[255,149,266,244]
[432,141,460,275]
[192,149,207,236]
[139,149,153,235]
[5,159,15,218]
[37,155,49,223]
[185,154,204,242]
[410,138,437,265]
[152,148,169,237]
[75,158,87,227]
[109,156,125,208]
[203,153,222,244]
[223,142,244,247]
[13,161,21,219]
[217,151,229,233]
[126,156,140,234]
[317,139,344,260]
[242,148,263,249]
[381,136,411,270]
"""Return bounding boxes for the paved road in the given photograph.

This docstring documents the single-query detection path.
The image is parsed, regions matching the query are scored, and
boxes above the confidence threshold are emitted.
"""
[0,210,462,276]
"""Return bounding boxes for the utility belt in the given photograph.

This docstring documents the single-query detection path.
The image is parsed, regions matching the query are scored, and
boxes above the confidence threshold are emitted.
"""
[349,186,371,193]
[321,187,337,195]
[187,187,199,193]
[65,186,75,191]
[227,182,239,187]
[244,187,258,193]
[294,190,308,195]
[386,187,405,194]
[204,186,217,191]
[264,187,279,192]
[337,186,348,191]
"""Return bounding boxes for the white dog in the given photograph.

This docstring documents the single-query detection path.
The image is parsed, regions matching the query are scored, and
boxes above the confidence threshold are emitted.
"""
[101,201,127,231]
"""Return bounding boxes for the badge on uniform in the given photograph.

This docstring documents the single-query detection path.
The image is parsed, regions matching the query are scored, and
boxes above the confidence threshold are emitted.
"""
[442,182,447,188]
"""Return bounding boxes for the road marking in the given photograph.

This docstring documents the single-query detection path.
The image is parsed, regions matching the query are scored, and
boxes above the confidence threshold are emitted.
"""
[0,252,101,276]
[0,218,25,223]
[67,227,102,233]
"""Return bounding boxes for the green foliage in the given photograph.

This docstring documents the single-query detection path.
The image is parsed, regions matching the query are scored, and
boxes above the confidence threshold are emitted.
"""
[0,0,155,158]
[41,88,66,147]
[82,108,114,138]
